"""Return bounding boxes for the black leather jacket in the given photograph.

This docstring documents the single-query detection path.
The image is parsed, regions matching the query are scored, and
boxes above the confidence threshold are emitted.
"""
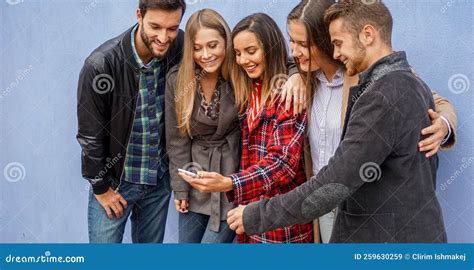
[76,25,183,194]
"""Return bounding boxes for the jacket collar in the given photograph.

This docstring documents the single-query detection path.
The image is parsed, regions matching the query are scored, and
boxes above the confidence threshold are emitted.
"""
[121,24,141,72]
[358,51,411,87]
[214,81,239,139]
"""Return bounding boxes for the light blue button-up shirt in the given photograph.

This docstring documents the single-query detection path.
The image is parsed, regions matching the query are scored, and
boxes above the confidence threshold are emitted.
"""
[308,67,345,177]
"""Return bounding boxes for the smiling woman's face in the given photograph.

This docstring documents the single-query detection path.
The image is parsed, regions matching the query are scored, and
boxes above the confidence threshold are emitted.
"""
[233,30,265,80]
[192,27,226,75]
[288,20,323,73]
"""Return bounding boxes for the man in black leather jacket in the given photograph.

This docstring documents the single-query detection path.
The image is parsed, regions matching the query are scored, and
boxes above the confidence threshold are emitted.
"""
[77,0,185,243]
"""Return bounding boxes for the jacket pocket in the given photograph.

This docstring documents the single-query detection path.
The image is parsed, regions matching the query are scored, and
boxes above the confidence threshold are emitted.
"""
[333,210,396,243]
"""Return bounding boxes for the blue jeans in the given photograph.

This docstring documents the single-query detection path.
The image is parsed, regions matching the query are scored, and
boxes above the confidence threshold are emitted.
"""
[88,176,171,243]
[178,211,236,243]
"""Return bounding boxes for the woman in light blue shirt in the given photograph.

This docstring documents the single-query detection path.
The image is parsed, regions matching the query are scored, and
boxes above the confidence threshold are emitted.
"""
[285,0,456,243]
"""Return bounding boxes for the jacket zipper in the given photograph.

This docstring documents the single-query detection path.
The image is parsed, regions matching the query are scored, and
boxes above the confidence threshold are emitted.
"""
[115,76,140,193]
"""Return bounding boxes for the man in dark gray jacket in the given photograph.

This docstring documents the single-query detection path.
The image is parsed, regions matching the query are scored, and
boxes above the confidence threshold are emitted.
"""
[227,0,447,243]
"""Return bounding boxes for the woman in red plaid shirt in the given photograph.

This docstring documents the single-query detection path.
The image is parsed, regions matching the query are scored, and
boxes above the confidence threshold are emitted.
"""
[179,13,313,243]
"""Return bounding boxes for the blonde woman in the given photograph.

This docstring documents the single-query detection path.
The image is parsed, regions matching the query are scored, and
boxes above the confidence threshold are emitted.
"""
[165,9,240,243]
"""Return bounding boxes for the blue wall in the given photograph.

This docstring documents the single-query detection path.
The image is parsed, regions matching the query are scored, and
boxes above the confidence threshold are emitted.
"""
[1,0,472,243]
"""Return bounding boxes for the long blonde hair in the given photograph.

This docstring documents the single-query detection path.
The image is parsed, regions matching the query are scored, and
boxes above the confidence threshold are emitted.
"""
[230,13,288,112]
[175,9,234,136]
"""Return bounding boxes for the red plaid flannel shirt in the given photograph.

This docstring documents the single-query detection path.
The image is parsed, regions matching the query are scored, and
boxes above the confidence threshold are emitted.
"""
[227,90,313,243]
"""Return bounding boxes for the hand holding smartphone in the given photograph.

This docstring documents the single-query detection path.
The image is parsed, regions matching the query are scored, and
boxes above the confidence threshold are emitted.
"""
[178,168,199,178]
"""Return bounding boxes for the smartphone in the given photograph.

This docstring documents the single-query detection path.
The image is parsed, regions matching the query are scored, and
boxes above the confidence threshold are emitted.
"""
[178,168,199,178]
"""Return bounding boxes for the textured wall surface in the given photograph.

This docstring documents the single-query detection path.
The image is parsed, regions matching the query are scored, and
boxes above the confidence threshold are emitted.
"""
[1,0,472,243]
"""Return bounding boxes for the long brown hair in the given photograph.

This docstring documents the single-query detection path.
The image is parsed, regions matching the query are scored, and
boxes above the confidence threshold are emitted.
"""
[175,9,233,136]
[230,13,288,112]
[287,0,340,110]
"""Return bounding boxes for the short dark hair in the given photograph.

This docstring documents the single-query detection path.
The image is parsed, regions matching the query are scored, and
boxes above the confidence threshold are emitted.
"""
[139,0,186,17]
[324,0,393,46]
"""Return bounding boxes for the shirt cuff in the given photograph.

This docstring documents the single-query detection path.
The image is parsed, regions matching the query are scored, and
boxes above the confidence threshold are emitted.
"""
[173,191,189,200]
[243,201,263,236]
[439,116,452,145]
[229,174,241,204]
[89,179,110,195]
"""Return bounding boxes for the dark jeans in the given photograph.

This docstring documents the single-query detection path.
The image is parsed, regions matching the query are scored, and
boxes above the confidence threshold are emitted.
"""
[88,177,171,243]
[178,211,235,243]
